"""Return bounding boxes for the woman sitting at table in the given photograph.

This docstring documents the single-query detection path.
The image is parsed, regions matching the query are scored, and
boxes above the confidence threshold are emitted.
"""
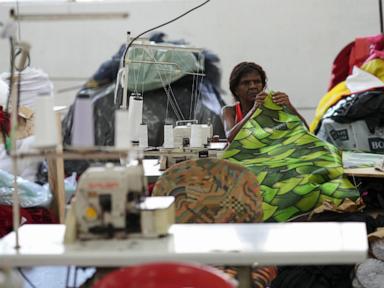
[221,61,308,142]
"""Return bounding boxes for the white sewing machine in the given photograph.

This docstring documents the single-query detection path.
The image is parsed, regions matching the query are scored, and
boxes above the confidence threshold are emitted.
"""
[154,142,226,171]
[65,161,174,242]
[172,120,212,148]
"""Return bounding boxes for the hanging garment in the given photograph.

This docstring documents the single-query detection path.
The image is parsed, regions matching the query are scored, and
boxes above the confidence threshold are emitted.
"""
[223,94,359,222]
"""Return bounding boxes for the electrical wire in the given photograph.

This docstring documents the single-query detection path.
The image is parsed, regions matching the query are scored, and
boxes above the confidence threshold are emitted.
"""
[121,0,210,67]
[17,268,37,288]
[6,37,15,113]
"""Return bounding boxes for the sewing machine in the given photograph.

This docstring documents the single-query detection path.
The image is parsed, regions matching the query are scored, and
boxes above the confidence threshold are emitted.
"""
[64,161,174,242]
[172,120,212,147]
[155,142,227,170]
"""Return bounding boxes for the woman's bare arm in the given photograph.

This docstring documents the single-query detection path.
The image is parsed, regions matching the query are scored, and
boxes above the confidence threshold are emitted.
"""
[222,104,259,143]
[222,92,268,142]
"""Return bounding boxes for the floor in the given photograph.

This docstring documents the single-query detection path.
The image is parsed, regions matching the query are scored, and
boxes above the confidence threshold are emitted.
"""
[19,266,95,288]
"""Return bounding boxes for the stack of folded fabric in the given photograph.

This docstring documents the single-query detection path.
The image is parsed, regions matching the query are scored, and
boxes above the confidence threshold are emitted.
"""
[0,67,53,109]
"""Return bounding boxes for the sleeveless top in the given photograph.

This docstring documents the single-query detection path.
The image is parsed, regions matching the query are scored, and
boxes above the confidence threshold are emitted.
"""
[234,102,244,124]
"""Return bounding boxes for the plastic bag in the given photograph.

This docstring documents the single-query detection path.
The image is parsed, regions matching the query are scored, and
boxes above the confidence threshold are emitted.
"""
[0,170,77,208]
[0,169,52,208]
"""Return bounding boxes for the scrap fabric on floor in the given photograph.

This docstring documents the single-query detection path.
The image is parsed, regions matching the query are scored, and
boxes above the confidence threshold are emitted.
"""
[223,94,360,222]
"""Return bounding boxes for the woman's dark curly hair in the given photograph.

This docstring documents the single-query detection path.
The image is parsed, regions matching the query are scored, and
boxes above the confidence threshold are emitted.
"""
[229,62,267,101]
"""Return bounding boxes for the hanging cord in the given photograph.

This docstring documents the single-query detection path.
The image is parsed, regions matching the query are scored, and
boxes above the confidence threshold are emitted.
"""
[140,49,146,98]
[6,38,16,113]
[145,47,185,120]
[171,49,205,120]
[121,0,210,69]
[192,53,205,120]
[17,268,37,288]
[4,37,16,154]
[190,72,196,119]
[380,0,384,34]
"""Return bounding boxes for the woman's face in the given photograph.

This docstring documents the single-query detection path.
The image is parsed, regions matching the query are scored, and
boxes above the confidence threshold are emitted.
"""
[234,71,264,103]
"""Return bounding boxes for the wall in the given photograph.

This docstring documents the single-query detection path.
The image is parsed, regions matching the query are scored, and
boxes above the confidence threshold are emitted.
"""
[0,0,381,123]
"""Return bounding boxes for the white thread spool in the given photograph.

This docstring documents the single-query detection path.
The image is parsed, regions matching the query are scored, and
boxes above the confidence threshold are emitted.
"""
[127,95,143,143]
[190,124,204,148]
[33,93,58,148]
[200,124,211,145]
[115,109,132,149]
[72,93,94,147]
[163,124,174,148]
[139,123,148,148]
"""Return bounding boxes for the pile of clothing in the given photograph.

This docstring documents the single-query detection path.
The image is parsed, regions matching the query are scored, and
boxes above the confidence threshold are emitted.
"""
[311,34,384,154]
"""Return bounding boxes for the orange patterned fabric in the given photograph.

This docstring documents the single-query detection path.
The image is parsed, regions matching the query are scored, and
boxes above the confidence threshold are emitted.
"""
[153,158,263,223]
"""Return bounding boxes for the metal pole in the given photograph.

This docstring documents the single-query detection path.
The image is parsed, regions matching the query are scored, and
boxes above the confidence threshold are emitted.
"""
[380,0,383,34]
[10,41,30,250]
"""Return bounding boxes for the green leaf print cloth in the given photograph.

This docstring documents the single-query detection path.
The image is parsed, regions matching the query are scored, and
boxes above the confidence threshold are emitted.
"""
[222,94,360,222]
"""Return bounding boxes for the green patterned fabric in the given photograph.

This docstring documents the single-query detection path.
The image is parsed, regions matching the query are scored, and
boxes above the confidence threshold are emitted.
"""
[126,46,202,92]
[222,94,360,222]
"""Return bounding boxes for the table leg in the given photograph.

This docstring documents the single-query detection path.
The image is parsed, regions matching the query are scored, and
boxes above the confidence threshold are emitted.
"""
[236,266,252,288]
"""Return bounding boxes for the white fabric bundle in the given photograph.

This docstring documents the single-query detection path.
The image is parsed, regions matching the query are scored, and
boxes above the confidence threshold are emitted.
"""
[0,78,8,106]
[0,67,53,109]
[0,67,53,181]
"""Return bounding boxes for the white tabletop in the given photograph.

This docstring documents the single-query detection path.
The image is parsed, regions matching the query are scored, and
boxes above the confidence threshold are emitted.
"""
[0,223,367,267]
[143,158,162,182]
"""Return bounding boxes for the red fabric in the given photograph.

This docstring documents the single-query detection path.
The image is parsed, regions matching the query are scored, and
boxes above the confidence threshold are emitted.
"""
[147,182,155,195]
[328,34,384,91]
[365,49,384,63]
[352,35,384,68]
[0,105,10,136]
[234,102,243,123]
[0,205,58,238]
[328,41,354,91]
[92,262,235,288]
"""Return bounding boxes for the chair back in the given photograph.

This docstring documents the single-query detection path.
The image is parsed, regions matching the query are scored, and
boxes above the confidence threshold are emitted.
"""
[152,158,263,223]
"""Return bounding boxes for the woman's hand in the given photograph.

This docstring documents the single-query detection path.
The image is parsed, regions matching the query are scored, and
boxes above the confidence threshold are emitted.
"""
[254,91,268,107]
[272,91,292,107]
